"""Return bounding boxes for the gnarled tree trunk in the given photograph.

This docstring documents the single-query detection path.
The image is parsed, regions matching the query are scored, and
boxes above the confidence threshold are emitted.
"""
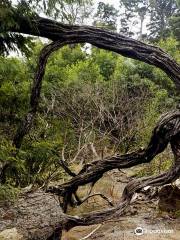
[0,9,180,240]
[0,109,180,239]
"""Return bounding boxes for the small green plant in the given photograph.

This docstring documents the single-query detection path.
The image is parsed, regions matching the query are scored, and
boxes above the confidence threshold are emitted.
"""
[0,184,19,204]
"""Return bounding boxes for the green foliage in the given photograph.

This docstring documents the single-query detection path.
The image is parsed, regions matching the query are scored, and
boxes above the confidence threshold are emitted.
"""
[158,37,180,62]
[93,2,119,31]
[0,135,64,187]
[110,36,179,96]
[0,56,30,122]
[65,60,103,84]
[0,139,28,186]
[0,37,178,200]
[138,87,174,144]
[147,0,178,40]
[0,139,16,166]
[0,0,179,209]
[0,0,35,55]
[43,44,87,88]
[169,0,180,41]
[119,0,149,38]
[119,0,179,40]
[91,48,117,81]
[0,184,19,204]
[19,140,61,185]
[170,12,180,41]
[24,0,93,24]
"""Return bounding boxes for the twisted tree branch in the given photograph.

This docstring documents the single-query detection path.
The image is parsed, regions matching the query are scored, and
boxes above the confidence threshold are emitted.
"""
[0,9,179,240]
[1,12,180,89]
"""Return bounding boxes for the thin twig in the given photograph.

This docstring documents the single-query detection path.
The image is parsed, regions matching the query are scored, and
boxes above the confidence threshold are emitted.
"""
[79,224,102,240]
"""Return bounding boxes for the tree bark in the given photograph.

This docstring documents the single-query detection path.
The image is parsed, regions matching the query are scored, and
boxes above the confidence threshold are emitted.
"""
[47,110,180,207]
[13,40,77,148]
[1,11,180,90]
[0,110,180,239]
[0,190,65,240]
[0,9,180,240]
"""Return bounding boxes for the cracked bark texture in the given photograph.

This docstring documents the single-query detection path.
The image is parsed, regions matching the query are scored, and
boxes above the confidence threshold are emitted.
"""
[0,191,65,239]
[0,8,180,240]
[0,109,179,239]
[0,12,180,89]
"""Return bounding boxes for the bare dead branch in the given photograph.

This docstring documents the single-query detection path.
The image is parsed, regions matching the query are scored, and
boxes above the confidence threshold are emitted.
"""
[59,159,76,177]
[1,10,179,240]
[59,147,76,177]
[47,110,180,200]
[79,224,102,240]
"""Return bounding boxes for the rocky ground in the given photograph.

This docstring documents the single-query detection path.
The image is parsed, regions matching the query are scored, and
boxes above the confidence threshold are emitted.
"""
[62,168,180,240]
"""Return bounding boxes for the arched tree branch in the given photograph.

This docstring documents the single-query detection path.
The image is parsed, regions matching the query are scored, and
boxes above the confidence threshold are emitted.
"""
[13,39,79,148]
[0,8,180,240]
[1,12,180,89]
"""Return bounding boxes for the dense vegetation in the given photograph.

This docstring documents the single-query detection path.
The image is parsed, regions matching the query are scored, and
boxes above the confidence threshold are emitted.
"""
[0,0,179,208]
[0,36,179,200]
[0,1,179,240]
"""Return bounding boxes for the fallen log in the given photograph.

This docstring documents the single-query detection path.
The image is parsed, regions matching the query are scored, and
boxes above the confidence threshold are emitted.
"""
[0,191,65,240]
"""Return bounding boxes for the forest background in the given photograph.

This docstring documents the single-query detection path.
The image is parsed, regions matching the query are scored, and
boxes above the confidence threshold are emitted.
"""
[0,0,179,201]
